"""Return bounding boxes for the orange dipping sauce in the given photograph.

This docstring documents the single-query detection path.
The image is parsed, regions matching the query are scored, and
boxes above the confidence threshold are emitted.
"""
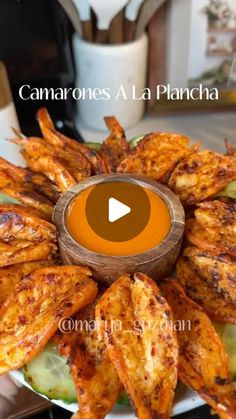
[66,186,171,256]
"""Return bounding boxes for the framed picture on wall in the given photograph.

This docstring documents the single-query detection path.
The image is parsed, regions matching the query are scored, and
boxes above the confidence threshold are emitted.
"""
[147,0,236,113]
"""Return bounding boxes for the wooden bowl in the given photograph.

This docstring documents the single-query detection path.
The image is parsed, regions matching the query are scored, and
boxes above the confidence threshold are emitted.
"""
[53,174,185,285]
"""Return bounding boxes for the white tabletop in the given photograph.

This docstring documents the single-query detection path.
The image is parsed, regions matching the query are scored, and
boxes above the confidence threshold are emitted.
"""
[78,111,236,153]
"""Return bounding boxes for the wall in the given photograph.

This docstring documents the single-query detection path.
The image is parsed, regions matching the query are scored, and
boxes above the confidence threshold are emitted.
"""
[188,0,236,80]
[166,0,192,88]
[167,0,236,86]
[188,0,208,79]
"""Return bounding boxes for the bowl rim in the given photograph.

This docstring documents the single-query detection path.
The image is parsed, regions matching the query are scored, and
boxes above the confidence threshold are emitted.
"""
[53,173,185,263]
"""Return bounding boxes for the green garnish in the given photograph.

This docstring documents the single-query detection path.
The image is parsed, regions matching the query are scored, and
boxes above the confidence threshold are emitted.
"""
[23,341,77,403]
[217,181,236,199]
[117,391,131,406]
[86,142,102,151]
[129,135,144,149]
[0,192,20,204]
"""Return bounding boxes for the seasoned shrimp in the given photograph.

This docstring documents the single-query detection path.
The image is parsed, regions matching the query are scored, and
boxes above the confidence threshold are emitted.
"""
[12,136,91,183]
[225,139,236,156]
[161,279,236,419]
[184,246,236,305]
[0,161,56,217]
[96,273,178,419]
[23,154,76,193]
[0,170,12,189]
[0,260,57,306]
[117,132,194,183]
[0,156,60,204]
[100,116,130,172]
[185,200,236,255]
[177,256,236,325]
[168,151,236,206]
[0,241,56,268]
[56,291,121,419]
[1,185,53,220]
[28,173,60,204]
[0,156,29,181]
[0,266,97,374]
[0,204,57,242]
[37,107,107,175]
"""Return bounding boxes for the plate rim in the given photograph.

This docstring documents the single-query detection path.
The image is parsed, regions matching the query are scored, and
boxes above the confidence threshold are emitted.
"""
[10,370,205,417]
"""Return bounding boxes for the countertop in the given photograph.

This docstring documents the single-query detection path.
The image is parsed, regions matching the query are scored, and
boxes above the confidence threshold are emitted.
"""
[78,111,236,152]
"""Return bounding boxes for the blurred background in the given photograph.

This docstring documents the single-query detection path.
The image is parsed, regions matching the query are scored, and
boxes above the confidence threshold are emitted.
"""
[0,0,75,135]
[0,0,235,135]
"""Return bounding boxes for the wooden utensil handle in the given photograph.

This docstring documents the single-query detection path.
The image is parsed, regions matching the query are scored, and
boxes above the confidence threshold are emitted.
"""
[125,19,136,42]
[95,29,109,44]
[147,2,167,110]
[82,20,93,42]
[109,11,124,44]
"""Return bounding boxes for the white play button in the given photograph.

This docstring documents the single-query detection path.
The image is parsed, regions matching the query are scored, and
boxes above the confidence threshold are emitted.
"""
[108,197,131,223]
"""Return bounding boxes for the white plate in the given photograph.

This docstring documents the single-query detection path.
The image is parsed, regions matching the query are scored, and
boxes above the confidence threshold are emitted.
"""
[7,137,205,417]
[10,370,205,417]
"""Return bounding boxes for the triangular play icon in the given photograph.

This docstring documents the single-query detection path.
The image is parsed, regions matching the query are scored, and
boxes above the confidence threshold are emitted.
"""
[108,197,131,223]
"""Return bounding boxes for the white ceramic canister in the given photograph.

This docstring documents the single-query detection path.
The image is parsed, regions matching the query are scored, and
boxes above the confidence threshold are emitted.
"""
[73,33,148,131]
[0,62,24,165]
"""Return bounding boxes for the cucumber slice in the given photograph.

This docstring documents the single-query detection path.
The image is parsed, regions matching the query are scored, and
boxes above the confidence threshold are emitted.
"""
[0,192,20,204]
[23,341,76,403]
[85,142,102,151]
[129,135,144,149]
[86,136,144,152]
[23,341,131,406]
[117,391,130,406]
[214,323,236,380]
[217,181,236,199]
